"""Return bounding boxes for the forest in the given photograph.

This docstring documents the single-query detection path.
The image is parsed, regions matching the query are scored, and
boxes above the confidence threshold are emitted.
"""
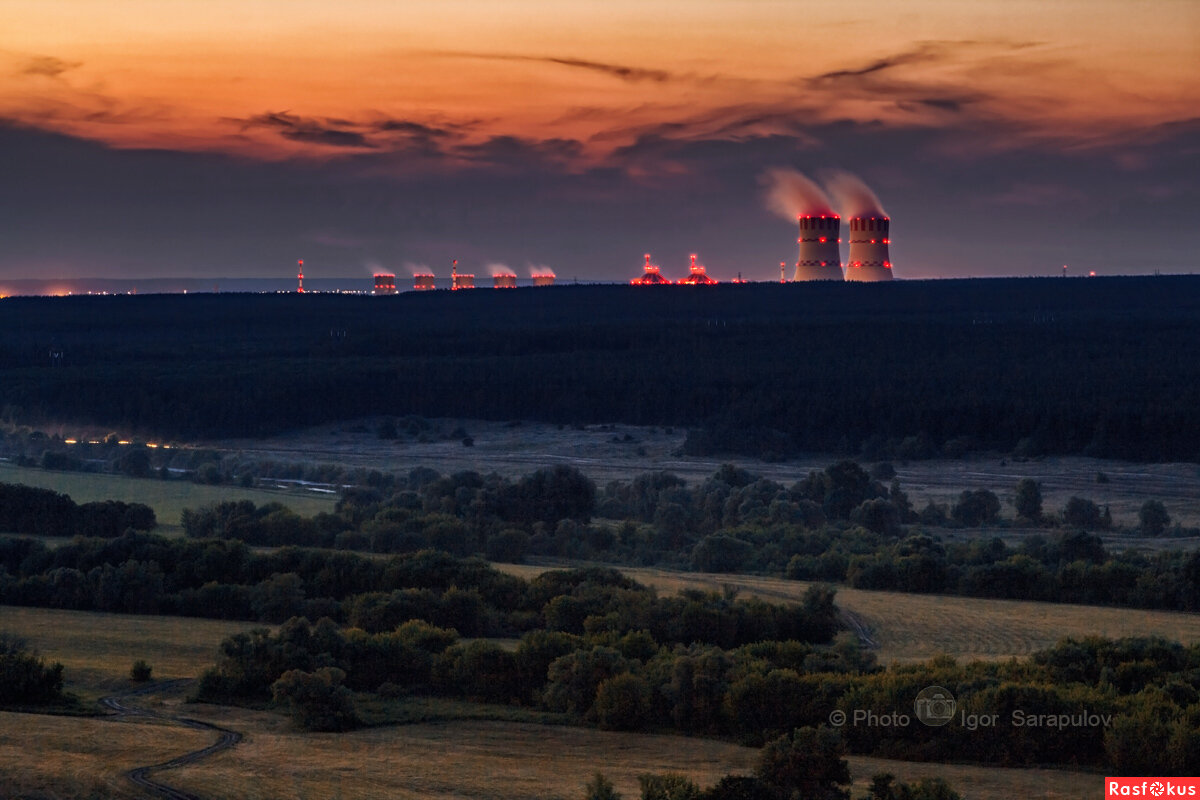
[3,276,1200,460]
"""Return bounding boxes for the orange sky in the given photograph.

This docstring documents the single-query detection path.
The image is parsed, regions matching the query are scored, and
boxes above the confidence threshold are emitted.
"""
[2,0,1197,161]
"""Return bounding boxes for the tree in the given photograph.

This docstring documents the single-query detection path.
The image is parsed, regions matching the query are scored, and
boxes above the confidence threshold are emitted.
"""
[757,726,850,800]
[130,659,153,682]
[585,773,622,800]
[699,776,776,800]
[1062,497,1103,529]
[271,667,359,731]
[951,490,1000,527]
[1013,479,1042,522]
[594,672,651,730]
[1139,500,1170,536]
[118,448,152,478]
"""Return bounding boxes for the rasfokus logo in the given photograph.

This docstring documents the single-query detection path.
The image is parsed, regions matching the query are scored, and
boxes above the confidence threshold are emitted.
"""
[1107,778,1200,797]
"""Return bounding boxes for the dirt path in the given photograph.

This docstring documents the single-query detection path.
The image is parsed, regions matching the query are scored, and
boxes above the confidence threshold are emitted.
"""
[102,681,241,800]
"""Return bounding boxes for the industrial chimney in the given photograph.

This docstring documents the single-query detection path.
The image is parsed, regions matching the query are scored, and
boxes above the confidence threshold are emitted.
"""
[794,215,844,281]
[844,216,893,281]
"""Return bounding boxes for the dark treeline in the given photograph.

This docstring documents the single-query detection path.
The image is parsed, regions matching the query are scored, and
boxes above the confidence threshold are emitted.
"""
[5,277,1200,460]
[173,462,1200,614]
[0,534,839,648]
[0,482,155,537]
[197,609,1200,774]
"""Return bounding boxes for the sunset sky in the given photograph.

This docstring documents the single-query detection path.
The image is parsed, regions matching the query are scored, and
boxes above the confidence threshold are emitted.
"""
[1,0,1197,282]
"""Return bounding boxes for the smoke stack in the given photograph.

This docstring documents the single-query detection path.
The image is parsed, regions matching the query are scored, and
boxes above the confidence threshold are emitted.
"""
[844,216,893,281]
[795,215,844,281]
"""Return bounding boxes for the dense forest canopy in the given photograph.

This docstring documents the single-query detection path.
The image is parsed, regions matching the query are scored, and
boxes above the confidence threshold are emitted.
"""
[3,276,1200,459]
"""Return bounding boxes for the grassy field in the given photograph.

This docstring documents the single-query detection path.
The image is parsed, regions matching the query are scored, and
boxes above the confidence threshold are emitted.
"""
[0,695,1104,800]
[0,462,335,533]
[498,563,1200,663]
[165,712,1100,800]
[0,605,267,697]
[0,604,1106,799]
[0,710,210,800]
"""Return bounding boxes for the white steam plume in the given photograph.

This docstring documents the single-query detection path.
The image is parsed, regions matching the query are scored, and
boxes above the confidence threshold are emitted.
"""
[760,167,836,220]
[528,264,556,278]
[822,170,888,218]
[487,262,516,277]
[403,261,433,276]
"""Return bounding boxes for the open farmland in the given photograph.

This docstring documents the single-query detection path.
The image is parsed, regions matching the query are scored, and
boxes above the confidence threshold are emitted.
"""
[0,462,335,534]
[499,563,1200,663]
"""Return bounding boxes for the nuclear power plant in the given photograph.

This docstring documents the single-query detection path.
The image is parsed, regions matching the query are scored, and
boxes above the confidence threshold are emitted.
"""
[373,273,397,294]
[677,254,717,285]
[493,273,517,289]
[631,254,671,285]
[794,215,843,281]
[844,216,893,282]
[413,272,436,290]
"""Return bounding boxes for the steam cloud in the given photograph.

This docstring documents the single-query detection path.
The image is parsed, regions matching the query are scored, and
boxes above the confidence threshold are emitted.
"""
[403,261,432,276]
[528,264,556,278]
[822,170,888,218]
[487,262,516,277]
[760,167,835,220]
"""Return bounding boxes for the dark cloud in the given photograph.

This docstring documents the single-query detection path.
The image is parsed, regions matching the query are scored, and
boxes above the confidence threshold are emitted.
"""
[453,135,583,168]
[448,52,674,83]
[21,56,81,78]
[240,111,375,149]
[374,119,455,138]
[814,45,943,82]
[537,56,671,83]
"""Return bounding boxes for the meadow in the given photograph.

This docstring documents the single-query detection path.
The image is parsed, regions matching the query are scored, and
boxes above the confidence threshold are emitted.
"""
[499,564,1200,663]
[0,462,334,534]
[0,589,1128,800]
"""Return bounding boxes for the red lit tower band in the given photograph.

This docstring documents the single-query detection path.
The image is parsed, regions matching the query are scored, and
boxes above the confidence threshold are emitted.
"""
[795,215,844,281]
[297,259,305,293]
[844,217,894,281]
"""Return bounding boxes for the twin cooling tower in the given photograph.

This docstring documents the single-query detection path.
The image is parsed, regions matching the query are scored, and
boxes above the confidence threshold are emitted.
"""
[794,215,893,281]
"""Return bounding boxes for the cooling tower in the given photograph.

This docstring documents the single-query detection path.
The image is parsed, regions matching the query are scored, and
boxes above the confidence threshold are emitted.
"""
[373,273,397,294]
[493,274,517,289]
[532,274,555,287]
[844,216,893,282]
[413,273,436,290]
[794,215,844,281]
[452,273,476,290]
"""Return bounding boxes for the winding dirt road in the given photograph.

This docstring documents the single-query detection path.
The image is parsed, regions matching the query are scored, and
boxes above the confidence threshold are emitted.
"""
[101,681,241,800]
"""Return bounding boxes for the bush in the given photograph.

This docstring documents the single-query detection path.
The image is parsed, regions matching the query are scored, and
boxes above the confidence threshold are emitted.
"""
[639,773,700,800]
[0,633,65,705]
[130,659,153,682]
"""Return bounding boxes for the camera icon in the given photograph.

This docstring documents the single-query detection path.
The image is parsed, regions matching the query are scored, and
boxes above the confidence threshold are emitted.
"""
[914,686,956,727]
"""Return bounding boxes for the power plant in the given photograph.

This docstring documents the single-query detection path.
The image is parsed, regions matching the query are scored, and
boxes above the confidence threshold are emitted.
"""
[413,272,436,290]
[531,271,555,287]
[794,215,843,281]
[373,273,397,294]
[493,273,517,289]
[844,216,894,282]
[677,254,716,285]
[631,254,670,285]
